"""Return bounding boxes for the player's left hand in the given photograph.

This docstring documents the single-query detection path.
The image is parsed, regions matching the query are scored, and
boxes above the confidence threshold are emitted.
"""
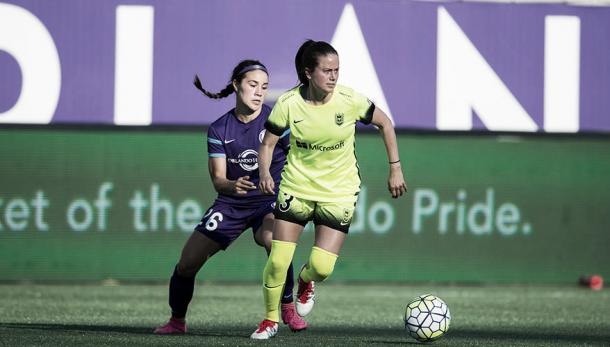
[388,165,407,199]
[258,172,275,195]
[234,176,257,195]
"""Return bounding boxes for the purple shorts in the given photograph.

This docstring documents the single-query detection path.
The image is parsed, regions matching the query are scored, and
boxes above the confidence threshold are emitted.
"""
[194,200,275,250]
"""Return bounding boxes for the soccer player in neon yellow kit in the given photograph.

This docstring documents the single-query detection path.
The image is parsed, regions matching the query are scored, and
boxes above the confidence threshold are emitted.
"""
[251,40,407,339]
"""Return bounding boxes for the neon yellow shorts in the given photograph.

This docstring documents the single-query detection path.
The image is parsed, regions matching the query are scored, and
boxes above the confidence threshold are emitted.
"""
[273,188,358,233]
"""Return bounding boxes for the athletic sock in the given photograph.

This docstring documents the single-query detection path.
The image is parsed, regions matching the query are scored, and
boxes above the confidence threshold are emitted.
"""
[169,265,195,319]
[263,240,297,322]
[281,262,295,304]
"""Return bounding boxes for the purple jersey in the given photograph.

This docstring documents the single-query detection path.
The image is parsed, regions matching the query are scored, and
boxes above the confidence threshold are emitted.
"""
[207,104,289,207]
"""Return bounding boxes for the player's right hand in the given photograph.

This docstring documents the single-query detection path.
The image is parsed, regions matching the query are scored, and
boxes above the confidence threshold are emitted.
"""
[258,173,275,195]
[234,176,257,195]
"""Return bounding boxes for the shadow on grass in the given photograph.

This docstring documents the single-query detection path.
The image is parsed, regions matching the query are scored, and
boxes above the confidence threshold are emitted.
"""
[1,323,609,345]
[309,326,610,345]
[0,322,244,338]
[0,322,414,346]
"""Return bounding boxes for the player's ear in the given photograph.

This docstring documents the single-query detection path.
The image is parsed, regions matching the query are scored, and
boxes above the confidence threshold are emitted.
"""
[232,79,238,92]
[304,68,312,81]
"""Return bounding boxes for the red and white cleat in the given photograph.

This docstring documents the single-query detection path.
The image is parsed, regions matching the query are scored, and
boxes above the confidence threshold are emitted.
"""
[281,302,308,332]
[250,319,279,340]
[296,266,315,317]
[153,317,187,335]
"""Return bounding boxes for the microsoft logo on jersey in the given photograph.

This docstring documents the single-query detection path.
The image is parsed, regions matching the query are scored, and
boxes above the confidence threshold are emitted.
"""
[295,139,345,151]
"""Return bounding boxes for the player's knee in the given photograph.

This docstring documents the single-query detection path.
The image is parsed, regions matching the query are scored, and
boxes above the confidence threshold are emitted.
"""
[308,246,338,282]
[269,254,292,273]
[253,232,271,251]
[176,265,194,278]
[309,258,335,281]
[264,240,297,286]
[264,254,291,286]
[176,257,201,277]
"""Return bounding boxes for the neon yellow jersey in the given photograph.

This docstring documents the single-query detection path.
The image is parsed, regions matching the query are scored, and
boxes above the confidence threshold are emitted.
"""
[265,84,375,202]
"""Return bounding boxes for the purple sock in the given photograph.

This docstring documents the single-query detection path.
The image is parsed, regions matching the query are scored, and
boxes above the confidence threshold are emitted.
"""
[281,262,295,304]
[169,265,195,319]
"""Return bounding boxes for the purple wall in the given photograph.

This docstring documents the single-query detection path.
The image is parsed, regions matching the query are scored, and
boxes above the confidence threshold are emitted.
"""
[1,0,609,132]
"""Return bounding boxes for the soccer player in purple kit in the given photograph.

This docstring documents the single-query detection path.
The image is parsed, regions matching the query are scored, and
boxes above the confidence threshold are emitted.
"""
[154,60,307,334]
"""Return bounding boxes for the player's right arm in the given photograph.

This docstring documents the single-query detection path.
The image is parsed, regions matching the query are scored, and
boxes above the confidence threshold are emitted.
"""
[258,131,280,195]
[208,158,256,196]
[207,123,255,196]
[370,107,407,199]
[259,93,290,195]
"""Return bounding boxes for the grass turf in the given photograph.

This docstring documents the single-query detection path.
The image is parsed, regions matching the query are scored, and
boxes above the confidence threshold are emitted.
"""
[0,283,608,346]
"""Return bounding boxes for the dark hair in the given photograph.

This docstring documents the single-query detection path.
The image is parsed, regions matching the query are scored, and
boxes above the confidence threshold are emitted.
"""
[294,40,338,86]
[193,59,268,99]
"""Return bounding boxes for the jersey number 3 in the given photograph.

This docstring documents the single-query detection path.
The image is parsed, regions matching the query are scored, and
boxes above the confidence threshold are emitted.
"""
[279,194,294,213]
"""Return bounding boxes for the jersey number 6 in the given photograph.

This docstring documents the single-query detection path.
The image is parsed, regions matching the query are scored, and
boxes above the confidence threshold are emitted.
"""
[205,212,224,231]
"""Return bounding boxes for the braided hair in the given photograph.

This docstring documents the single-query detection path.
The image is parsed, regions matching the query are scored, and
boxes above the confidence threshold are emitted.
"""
[193,60,268,99]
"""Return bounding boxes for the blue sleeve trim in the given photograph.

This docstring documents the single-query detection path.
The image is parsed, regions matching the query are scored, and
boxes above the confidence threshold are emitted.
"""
[208,138,222,145]
[208,153,226,158]
[280,129,291,139]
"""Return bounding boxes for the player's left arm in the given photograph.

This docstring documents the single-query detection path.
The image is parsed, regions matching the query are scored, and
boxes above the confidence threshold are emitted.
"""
[208,158,256,196]
[260,97,289,195]
[258,131,281,195]
[370,107,408,199]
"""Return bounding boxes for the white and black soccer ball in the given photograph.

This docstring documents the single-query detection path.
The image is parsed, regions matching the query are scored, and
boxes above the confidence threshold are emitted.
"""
[404,294,451,342]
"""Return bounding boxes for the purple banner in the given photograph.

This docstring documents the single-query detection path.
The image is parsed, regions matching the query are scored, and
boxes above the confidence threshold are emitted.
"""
[1,0,609,132]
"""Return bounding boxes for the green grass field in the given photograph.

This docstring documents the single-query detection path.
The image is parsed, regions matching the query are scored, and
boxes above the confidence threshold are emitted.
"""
[0,283,608,346]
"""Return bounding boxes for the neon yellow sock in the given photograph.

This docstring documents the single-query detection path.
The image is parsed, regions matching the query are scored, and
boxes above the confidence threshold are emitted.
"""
[300,246,338,283]
[263,240,297,322]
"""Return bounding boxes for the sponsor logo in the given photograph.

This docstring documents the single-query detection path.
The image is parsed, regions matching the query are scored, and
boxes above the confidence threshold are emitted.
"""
[259,129,266,143]
[335,112,344,126]
[224,139,236,144]
[295,139,345,152]
[340,208,351,225]
[295,139,308,149]
[293,119,304,124]
[227,149,258,171]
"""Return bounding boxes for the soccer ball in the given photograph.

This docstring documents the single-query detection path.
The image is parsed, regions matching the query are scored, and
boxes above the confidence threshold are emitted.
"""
[404,294,451,342]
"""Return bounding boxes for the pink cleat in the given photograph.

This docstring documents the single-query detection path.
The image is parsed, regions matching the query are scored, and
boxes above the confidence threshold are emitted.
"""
[250,319,279,340]
[296,266,315,317]
[281,302,308,332]
[153,317,187,335]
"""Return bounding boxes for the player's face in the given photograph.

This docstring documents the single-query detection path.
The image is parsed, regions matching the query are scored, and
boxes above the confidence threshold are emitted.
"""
[308,54,339,94]
[236,69,269,111]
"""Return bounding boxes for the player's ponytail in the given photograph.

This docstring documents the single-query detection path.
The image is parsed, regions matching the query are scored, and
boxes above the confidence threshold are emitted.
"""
[294,40,338,87]
[193,76,234,99]
[193,59,268,100]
